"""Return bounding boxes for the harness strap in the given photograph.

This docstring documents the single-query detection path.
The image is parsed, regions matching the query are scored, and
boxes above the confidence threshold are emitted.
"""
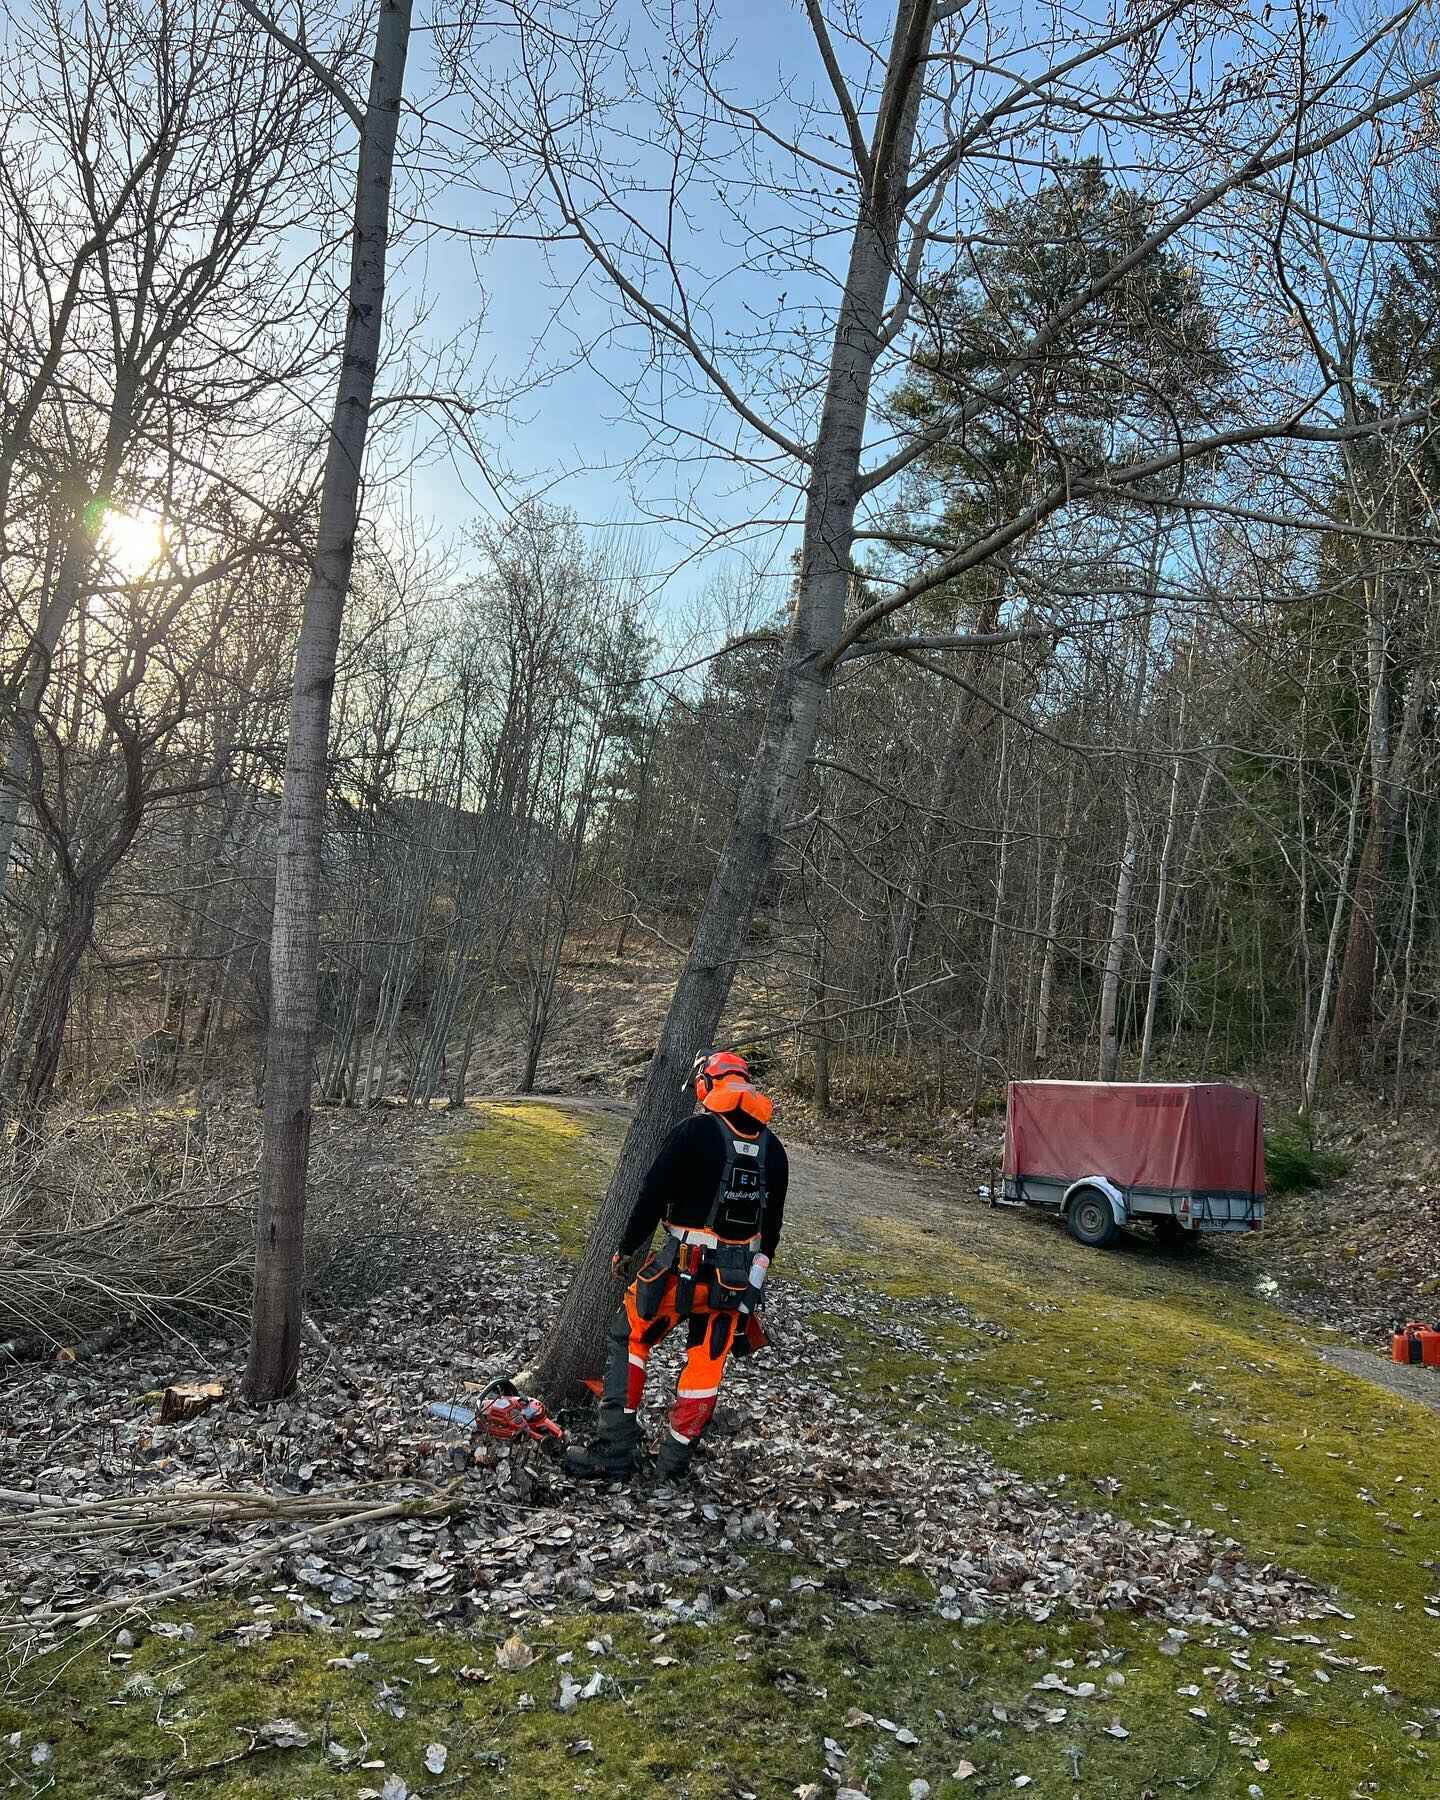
[702,1115,769,1234]
[666,1223,761,1250]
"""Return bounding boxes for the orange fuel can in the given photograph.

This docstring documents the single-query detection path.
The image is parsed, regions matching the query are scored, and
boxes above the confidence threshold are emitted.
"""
[1392,1322,1440,1366]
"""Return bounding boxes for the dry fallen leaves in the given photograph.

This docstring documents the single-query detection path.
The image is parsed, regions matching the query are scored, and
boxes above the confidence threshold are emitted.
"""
[495,1631,535,1671]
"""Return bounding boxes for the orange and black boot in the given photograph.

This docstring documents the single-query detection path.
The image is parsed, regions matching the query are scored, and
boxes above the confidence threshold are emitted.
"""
[564,1406,641,1480]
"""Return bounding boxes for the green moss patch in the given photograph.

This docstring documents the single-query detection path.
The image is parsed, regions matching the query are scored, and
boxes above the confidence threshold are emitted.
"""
[802,1209,1440,1732]
[5,1566,1436,1799]
[438,1101,623,1251]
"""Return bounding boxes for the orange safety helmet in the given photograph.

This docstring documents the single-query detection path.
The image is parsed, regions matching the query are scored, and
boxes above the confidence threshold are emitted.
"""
[687,1049,773,1125]
[690,1048,750,1102]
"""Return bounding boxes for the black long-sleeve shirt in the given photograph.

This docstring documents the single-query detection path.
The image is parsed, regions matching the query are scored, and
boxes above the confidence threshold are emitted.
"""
[619,1112,788,1259]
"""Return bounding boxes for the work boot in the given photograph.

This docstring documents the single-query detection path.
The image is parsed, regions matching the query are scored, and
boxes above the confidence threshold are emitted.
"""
[564,1406,640,1481]
[654,1431,695,1484]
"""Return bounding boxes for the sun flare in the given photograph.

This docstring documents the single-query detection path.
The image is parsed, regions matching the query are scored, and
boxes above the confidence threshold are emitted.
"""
[100,507,167,579]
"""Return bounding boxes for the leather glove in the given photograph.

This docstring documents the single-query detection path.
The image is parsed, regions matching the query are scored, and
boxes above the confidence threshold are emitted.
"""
[611,1249,639,1281]
[739,1253,770,1313]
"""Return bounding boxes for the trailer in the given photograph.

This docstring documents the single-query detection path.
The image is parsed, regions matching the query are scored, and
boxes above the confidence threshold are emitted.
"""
[1002,1080,1265,1248]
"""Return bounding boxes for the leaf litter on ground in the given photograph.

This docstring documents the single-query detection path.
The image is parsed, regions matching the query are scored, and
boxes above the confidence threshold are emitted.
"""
[3,1207,1335,1651]
[0,1102,1398,1794]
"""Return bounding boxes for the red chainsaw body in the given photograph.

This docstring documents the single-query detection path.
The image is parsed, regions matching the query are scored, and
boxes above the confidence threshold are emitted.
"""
[479,1390,565,1443]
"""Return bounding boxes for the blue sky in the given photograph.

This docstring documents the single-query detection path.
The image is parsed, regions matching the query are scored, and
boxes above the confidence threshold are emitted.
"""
[386,0,865,620]
[383,0,1378,620]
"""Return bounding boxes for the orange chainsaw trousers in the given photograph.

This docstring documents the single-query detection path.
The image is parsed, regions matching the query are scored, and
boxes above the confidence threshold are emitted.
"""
[599,1268,741,1446]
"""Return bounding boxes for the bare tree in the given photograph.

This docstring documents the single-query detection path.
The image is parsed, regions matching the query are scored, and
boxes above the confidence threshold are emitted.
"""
[0,0,333,896]
[244,0,414,1401]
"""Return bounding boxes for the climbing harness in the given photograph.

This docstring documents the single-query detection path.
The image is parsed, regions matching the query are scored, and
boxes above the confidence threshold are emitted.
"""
[634,1115,771,1323]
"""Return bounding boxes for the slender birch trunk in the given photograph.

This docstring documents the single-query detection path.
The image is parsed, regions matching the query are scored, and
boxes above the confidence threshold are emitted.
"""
[1302,759,1366,1116]
[245,0,413,1401]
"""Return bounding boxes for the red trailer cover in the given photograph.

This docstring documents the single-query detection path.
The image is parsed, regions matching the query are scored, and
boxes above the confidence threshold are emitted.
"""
[1004,1082,1264,1197]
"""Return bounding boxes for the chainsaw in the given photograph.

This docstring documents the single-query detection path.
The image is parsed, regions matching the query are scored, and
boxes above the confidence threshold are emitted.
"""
[427,1377,565,1446]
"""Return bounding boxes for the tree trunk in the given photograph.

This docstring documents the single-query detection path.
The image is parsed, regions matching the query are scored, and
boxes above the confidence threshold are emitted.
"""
[13,885,99,1147]
[1137,744,1185,1080]
[1139,751,1216,1077]
[970,809,1011,1117]
[1097,577,1155,1081]
[1098,781,1141,1082]
[0,365,141,899]
[1302,759,1366,1115]
[892,682,977,1002]
[525,1,935,1405]
[1329,606,1424,1075]
[1327,812,1383,1071]
[245,0,413,1403]
[810,927,830,1112]
[1034,764,1076,1067]
[1392,798,1419,1116]
[447,975,488,1109]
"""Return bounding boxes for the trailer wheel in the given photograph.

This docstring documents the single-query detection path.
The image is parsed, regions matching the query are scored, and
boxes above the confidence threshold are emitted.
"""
[1066,1187,1119,1249]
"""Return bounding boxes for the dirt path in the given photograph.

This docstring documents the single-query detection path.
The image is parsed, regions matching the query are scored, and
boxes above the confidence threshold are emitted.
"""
[473,1093,1440,1424]
[1319,1342,1440,1414]
[467,1091,976,1248]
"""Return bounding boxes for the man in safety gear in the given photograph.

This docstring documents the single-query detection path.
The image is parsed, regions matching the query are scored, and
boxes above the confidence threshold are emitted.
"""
[565,1049,788,1483]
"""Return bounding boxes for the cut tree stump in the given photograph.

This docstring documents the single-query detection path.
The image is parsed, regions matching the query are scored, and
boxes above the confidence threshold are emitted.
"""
[158,1382,225,1424]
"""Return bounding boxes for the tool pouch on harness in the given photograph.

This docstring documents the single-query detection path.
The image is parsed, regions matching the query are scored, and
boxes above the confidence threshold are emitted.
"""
[633,1237,681,1322]
[706,1240,753,1311]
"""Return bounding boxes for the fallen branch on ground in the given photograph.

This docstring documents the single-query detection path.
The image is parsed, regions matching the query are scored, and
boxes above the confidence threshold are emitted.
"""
[0,1482,466,1633]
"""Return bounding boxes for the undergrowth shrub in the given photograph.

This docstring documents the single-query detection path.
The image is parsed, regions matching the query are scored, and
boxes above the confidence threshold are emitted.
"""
[0,1100,450,1351]
[1265,1122,1349,1195]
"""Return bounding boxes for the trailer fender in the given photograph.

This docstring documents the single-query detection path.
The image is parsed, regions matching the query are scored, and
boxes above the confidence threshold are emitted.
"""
[1061,1176,1126,1228]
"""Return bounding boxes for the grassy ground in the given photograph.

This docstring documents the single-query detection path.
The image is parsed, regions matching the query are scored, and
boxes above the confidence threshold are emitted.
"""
[4,1101,1438,1798]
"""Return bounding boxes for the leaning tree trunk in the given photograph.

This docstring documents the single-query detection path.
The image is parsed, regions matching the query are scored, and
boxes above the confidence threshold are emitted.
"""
[244,0,413,1402]
[525,1,936,1405]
